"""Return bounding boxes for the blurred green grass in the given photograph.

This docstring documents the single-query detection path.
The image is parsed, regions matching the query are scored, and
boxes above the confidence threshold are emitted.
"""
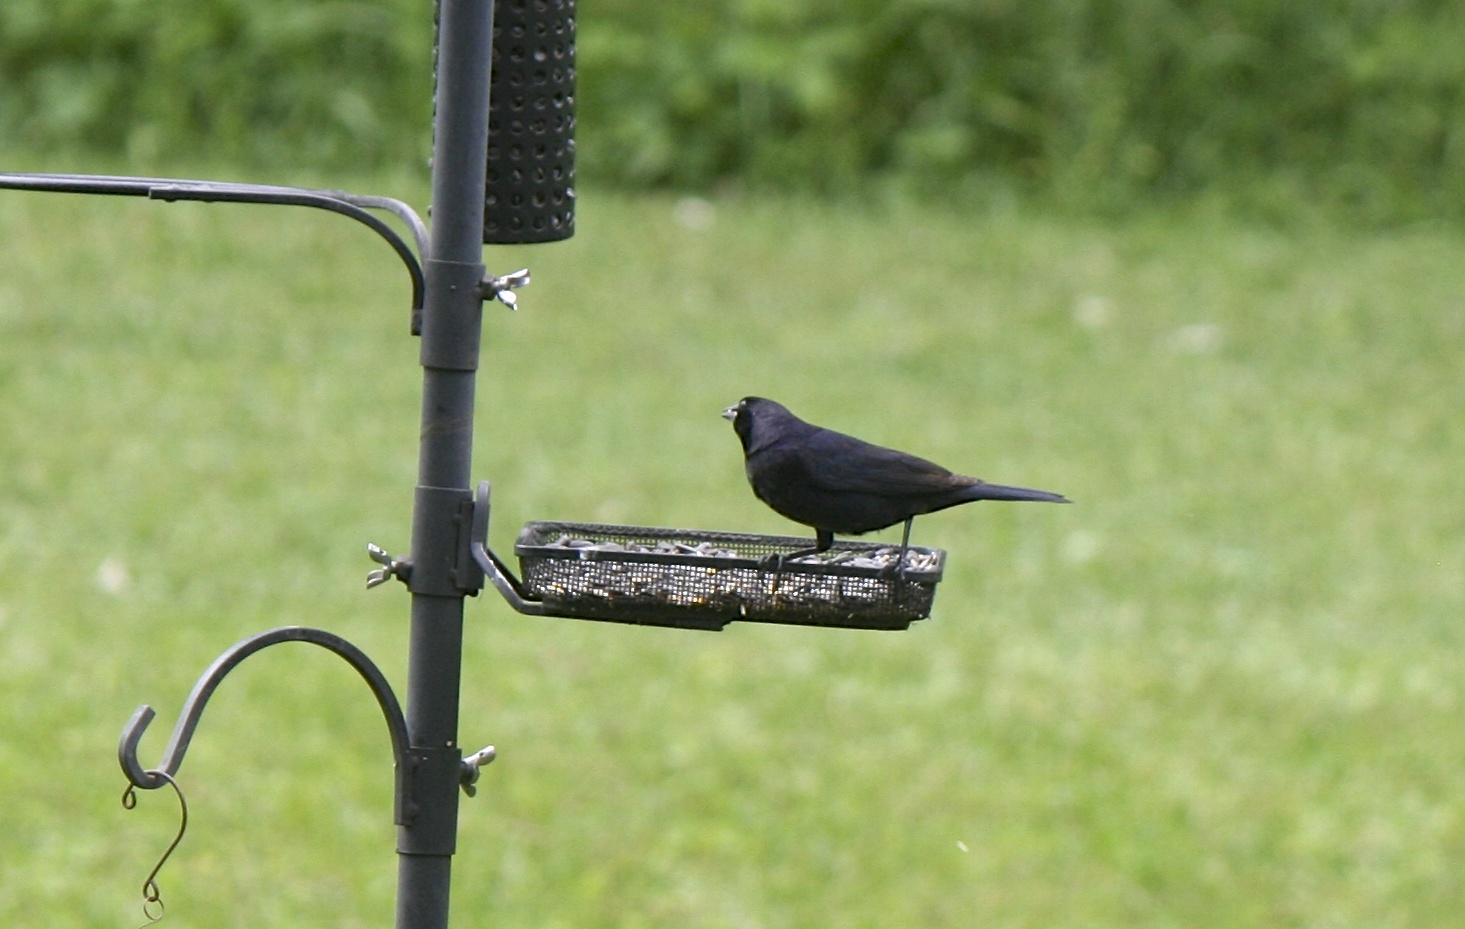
[1,177,1463,928]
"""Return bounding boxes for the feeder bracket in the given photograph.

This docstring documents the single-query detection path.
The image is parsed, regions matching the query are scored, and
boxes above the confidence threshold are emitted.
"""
[470,480,548,615]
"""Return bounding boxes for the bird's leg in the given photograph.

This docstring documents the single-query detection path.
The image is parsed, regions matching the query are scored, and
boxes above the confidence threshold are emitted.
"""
[880,517,914,582]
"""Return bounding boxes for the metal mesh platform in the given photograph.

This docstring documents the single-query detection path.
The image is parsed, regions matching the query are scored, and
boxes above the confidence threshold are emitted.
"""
[514,521,944,631]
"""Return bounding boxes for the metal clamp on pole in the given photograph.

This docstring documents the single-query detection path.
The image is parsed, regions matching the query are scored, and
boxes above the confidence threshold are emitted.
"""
[418,258,487,371]
[404,486,484,598]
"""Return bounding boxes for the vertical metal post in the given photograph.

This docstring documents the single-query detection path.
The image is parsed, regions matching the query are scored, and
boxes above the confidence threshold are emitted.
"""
[397,2,494,928]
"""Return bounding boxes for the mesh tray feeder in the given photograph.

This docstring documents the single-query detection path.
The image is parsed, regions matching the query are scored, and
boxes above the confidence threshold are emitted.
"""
[505,521,945,631]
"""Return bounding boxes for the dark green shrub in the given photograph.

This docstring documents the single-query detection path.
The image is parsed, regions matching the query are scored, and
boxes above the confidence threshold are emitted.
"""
[2,0,1462,218]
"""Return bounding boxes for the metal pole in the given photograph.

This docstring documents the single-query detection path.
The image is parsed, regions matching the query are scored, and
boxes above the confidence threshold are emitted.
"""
[397,1,494,928]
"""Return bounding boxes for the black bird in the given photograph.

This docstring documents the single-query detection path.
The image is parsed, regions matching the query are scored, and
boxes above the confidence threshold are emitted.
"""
[723,397,1070,566]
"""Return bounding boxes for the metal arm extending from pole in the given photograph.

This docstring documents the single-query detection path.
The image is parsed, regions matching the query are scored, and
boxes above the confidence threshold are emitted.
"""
[112,623,496,919]
[117,626,411,809]
[0,172,427,314]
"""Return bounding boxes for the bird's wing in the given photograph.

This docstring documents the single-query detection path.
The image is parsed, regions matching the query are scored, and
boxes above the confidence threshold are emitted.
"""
[796,429,959,495]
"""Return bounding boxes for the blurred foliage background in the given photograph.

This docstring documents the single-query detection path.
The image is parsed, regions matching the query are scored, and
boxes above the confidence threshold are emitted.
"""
[2,0,1463,220]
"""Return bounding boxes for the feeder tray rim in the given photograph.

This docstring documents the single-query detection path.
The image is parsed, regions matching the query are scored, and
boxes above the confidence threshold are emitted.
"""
[514,519,947,581]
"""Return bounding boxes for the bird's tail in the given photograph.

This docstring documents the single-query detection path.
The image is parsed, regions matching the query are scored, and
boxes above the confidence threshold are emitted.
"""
[963,482,1071,504]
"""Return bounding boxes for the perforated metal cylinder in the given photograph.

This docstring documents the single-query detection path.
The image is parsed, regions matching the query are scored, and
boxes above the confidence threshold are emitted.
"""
[482,0,575,244]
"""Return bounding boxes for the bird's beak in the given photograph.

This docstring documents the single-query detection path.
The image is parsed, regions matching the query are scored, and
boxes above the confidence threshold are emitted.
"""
[721,405,738,422]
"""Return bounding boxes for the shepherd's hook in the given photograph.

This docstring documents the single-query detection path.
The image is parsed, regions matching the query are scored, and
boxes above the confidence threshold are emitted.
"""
[117,627,409,794]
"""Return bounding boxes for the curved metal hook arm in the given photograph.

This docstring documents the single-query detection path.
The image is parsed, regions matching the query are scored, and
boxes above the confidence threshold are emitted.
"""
[0,172,426,312]
[149,185,425,311]
[118,626,408,792]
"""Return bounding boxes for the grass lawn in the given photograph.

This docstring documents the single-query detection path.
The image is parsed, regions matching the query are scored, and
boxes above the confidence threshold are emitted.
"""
[1,170,1462,928]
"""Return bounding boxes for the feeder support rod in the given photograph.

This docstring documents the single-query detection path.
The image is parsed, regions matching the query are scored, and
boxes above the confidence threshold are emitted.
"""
[397,2,495,928]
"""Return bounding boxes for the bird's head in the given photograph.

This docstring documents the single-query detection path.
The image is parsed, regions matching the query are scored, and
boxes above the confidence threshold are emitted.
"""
[722,397,794,453]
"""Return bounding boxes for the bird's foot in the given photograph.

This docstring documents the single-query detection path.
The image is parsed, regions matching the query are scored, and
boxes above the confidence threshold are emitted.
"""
[876,560,910,583]
[756,552,792,598]
[760,547,824,571]
[757,552,788,573]
[875,545,914,584]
